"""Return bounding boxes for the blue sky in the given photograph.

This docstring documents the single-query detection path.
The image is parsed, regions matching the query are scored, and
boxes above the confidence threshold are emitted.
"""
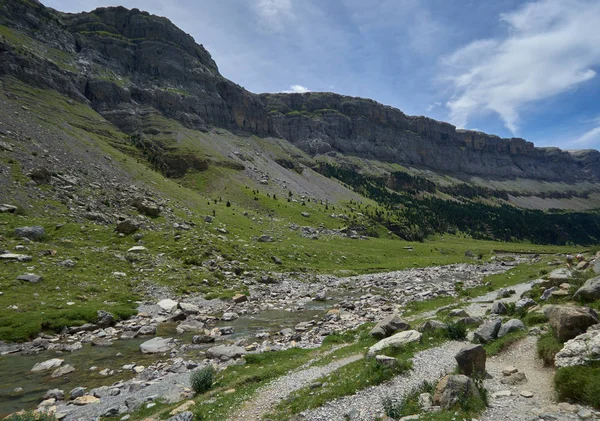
[45,0,600,151]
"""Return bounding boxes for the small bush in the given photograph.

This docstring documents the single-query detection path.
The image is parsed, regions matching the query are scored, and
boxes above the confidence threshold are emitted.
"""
[537,331,563,366]
[446,322,467,340]
[555,363,600,409]
[4,411,57,421]
[191,366,214,394]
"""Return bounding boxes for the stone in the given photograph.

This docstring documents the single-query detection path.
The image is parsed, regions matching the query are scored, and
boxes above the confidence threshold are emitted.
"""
[258,235,273,242]
[29,167,52,183]
[552,289,569,297]
[43,389,65,400]
[14,226,45,240]
[500,371,527,385]
[448,308,469,317]
[576,260,589,270]
[166,412,194,421]
[520,390,534,398]
[170,400,195,415]
[178,302,200,315]
[137,325,157,336]
[205,345,247,360]
[73,395,100,405]
[192,334,215,344]
[544,305,599,342]
[222,312,239,321]
[91,337,113,347]
[0,253,32,262]
[455,344,486,377]
[314,290,327,301]
[366,330,422,357]
[555,324,600,367]
[492,390,512,398]
[577,409,593,419]
[176,320,205,333]
[69,387,86,399]
[497,319,526,338]
[491,301,507,315]
[549,268,574,283]
[502,366,518,376]
[474,319,502,344]
[433,374,481,410]
[418,392,433,410]
[96,310,114,327]
[515,298,537,310]
[17,274,42,283]
[157,299,179,312]
[115,219,140,235]
[32,358,63,372]
[573,276,600,302]
[541,287,558,301]
[52,364,75,378]
[456,316,482,326]
[0,204,17,213]
[375,355,398,369]
[127,246,147,253]
[132,197,160,217]
[140,337,175,354]
[369,314,410,339]
[271,256,282,264]
[232,293,247,303]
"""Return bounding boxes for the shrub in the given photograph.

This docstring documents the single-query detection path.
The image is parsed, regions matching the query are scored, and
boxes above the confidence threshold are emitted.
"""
[4,412,57,421]
[190,366,214,394]
[555,363,600,409]
[446,322,467,340]
[537,331,563,366]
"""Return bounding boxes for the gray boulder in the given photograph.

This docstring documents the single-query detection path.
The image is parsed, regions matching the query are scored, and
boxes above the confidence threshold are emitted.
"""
[555,324,600,368]
[420,320,447,331]
[498,319,526,338]
[167,412,194,421]
[115,219,140,235]
[96,310,114,327]
[544,305,600,342]
[573,276,600,302]
[137,325,157,336]
[433,374,481,409]
[205,345,247,361]
[369,314,410,339]
[474,319,502,344]
[448,309,469,318]
[541,287,558,300]
[192,334,215,344]
[140,337,175,354]
[491,301,507,315]
[14,226,45,240]
[455,344,486,377]
[366,330,421,357]
[17,274,42,283]
[29,167,52,184]
[515,298,536,310]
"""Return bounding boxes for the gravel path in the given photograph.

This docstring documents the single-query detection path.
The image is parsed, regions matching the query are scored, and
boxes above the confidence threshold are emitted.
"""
[301,341,466,421]
[465,280,535,318]
[228,353,363,421]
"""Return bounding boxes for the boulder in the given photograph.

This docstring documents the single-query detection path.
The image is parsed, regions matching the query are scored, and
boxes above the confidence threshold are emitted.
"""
[140,337,175,354]
[448,309,469,318]
[127,246,147,253]
[222,312,239,321]
[52,364,75,378]
[313,290,327,301]
[14,226,45,240]
[491,301,507,315]
[232,294,247,304]
[258,235,273,242]
[369,314,410,339]
[433,375,481,409]
[179,302,200,315]
[0,204,17,213]
[546,268,573,286]
[29,167,52,184]
[555,324,600,368]
[157,299,179,312]
[0,253,32,262]
[91,338,113,347]
[576,260,589,270]
[205,345,247,361]
[541,287,558,300]
[473,319,502,344]
[544,305,599,342]
[115,219,139,235]
[366,330,422,357]
[166,412,194,421]
[96,310,114,327]
[497,319,526,338]
[375,355,398,369]
[515,298,536,310]
[73,395,100,405]
[31,358,63,372]
[420,320,447,331]
[456,316,482,326]
[500,371,527,385]
[573,276,600,302]
[132,197,160,217]
[176,320,205,333]
[137,325,157,336]
[43,389,65,400]
[192,334,215,344]
[455,344,486,377]
[17,274,42,283]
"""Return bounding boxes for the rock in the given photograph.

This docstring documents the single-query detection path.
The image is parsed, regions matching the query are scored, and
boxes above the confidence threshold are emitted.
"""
[0,204,17,213]
[170,400,195,415]
[232,293,247,303]
[502,366,518,376]
[516,298,537,309]
[14,226,45,240]
[370,314,410,339]
[433,374,481,409]
[17,274,42,283]
[456,316,482,326]
[222,312,239,321]
[192,334,215,344]
[137,325,157,336]
[455,344,486,377]
[132,197,160,217]
[166,412,194,421]
[205,345,247,360]
[497,288,515,298]
[258,235,273,242]
[576,260,589,270]
[115,219,140,235]
[73,395,100,405]
[418,392,433,410]
[491,390,512,398]
[552,289,569,297]
[43,389,65,400]
[176,320,205,333]
[313,290,327,301]
[448,308,469,317]
[491,301,507,315]
[500,371,527,385]
[497,319,526,338]
[140,337,175,354]
[0,253,32,262]
[127,246,147,253]
[32,358,63,372]
[520,390,534,398]
[69,387,86,399]
[52,364,75,378]
[271,255,282,264]
[541,287,558,301]
[420,320,447,331]
[547,268,573,286]
[96,310,114,327]
[573,276,600,302]
[555,324,600,367]
[474,319,502,344]
[157,299,179,312]
[577,409,593,419]
[179,302,201,315]
[29,167,52,184]
[375,355,398,368]
[366,330,422,357]
[544,305,599,342]
[91,337,113,347]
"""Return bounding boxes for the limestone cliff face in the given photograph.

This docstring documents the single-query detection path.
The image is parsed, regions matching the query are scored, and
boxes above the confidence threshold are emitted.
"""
[1,0,599,182]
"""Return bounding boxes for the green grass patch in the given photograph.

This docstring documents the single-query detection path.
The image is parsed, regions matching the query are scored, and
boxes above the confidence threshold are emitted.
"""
[483,330,527,356]
[537,331,563,366]
[555,362,600,409]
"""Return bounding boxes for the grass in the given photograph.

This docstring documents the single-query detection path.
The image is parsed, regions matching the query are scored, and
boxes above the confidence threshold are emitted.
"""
[483,329,528,356]
[537,331,563,366]
[555,362,600,409]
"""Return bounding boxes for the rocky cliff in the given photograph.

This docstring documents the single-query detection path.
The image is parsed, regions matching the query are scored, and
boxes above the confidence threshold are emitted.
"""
[1,0,599,182]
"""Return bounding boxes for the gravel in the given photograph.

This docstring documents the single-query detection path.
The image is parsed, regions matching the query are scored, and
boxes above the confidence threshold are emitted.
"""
[301,341,466,421]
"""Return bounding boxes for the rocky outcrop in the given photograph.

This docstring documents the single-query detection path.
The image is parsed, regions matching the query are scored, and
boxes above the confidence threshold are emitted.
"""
[544,305,599,342]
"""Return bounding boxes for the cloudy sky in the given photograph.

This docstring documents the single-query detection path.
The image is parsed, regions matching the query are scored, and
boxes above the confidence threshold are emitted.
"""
[45,0,600,150]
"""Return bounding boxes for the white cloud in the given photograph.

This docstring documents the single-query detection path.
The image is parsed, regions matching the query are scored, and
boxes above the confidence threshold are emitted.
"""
[282,84,310,93]
[572,126,600,145]
[443,0,600,133]
[252,0,293,32]
[426,101,441,112]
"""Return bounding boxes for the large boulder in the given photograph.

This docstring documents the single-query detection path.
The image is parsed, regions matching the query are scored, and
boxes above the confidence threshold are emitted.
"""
[31,358,63,372]
[115,219,140,235]
[157,299,179,312]
[497,319,526,338]
[455,344,486,377]
[555,324,600,368]
[433,374,481,409]
[473,319,501,344]
[369,314,410,339]
[205,345,247,361]
[542,268,573,287]
[140,337,175,354]
[544,305,599,342]
[132,197,161,217]
[14,226,45,240]
[573,276,600,302]
[366,330,422,357]
[491,301,507,315]
[96,310,114,328]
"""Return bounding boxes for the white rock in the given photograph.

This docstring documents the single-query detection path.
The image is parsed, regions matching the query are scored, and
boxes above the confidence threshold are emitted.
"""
[157,299,178,312]
[367,330,422,357]
[32,358,64,372]
[127,246,147,253]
